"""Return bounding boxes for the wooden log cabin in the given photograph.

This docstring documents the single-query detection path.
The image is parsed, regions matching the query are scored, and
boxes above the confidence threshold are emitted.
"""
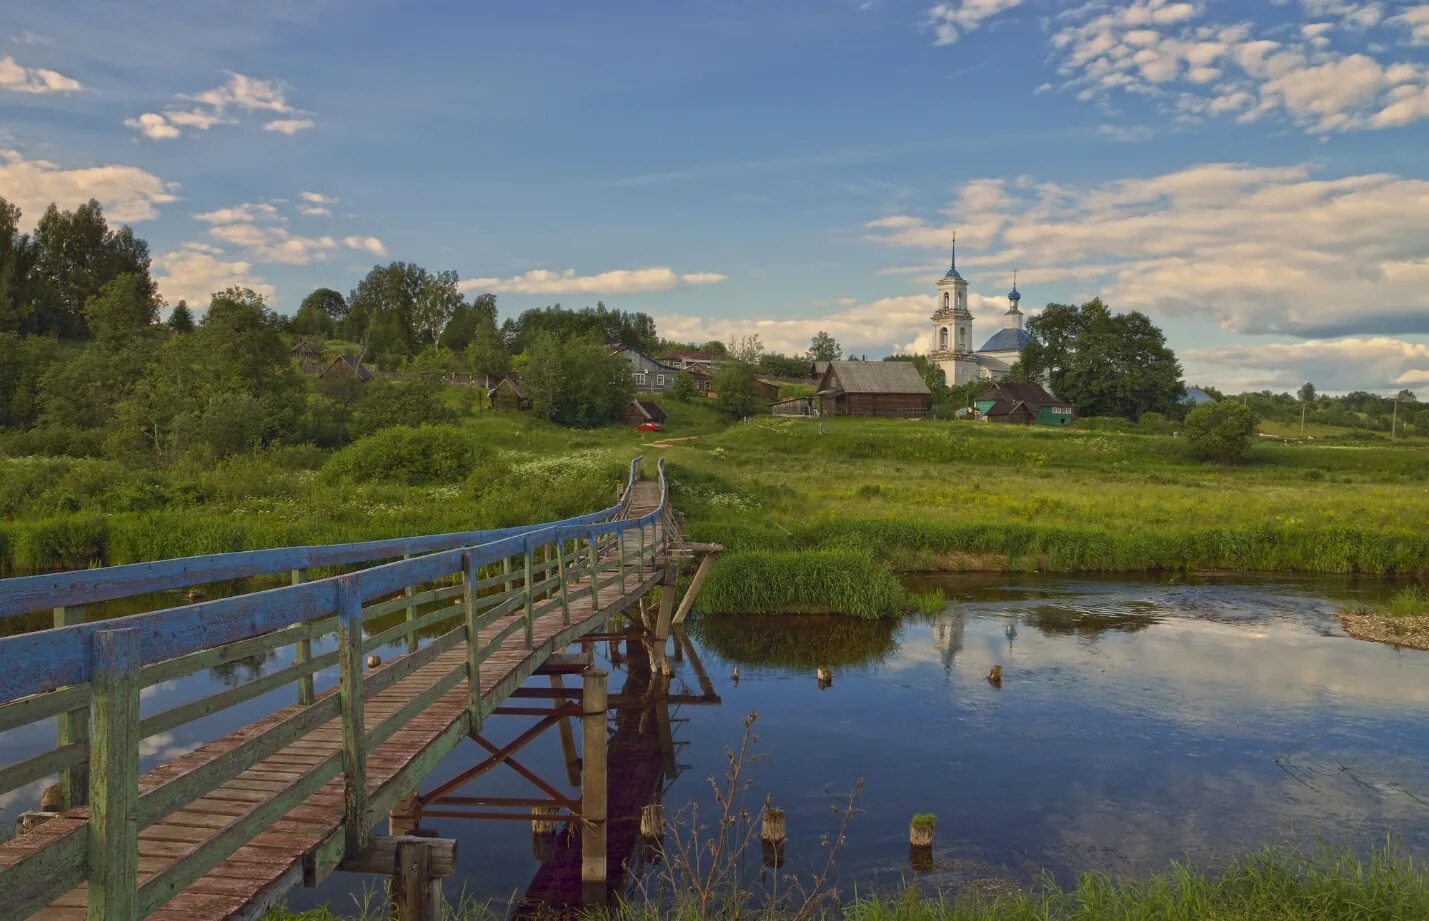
[816,361,931,418]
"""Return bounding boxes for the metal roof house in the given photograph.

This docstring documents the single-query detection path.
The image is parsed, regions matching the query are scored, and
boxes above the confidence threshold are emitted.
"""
[817,361,931,418]
[973,381,1074,426]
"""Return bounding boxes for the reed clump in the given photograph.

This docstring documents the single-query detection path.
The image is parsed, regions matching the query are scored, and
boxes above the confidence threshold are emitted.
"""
[697,550,908,619]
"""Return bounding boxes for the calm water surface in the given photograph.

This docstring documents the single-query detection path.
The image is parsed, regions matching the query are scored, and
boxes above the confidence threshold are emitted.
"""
[2,575,1426,911]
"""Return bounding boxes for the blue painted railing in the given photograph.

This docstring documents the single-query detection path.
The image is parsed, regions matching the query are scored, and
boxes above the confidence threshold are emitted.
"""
[0,457,673,921]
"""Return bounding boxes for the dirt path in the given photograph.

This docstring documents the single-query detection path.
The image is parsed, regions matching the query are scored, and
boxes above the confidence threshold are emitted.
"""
[643,434,704,449]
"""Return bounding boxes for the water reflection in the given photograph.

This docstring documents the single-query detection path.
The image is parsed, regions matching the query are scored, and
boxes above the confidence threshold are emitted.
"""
[691,613,898,670]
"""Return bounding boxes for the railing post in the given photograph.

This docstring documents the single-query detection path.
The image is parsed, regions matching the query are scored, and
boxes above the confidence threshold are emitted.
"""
[462,550,482,732]
[523,537,535,650]
[292,569,315,706]
[403,553,419,655]
[587,529,600,610]
[617,525,628,594]
[54,604,89,809]
[87,626,140,921]
[639,523,647,576]
[556,537,571,626]
[336,577,371,855]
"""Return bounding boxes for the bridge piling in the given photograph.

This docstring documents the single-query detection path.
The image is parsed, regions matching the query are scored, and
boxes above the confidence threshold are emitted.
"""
[580,668,609,897]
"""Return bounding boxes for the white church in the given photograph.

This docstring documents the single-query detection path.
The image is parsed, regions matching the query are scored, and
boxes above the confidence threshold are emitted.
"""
[927,236,1029,385]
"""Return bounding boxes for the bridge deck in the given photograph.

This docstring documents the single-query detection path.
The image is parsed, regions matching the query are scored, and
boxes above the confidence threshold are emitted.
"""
[4,480,669,921]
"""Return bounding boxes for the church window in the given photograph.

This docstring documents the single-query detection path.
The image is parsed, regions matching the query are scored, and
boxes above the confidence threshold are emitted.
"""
[939,327,948,350]
[942,292,949,309]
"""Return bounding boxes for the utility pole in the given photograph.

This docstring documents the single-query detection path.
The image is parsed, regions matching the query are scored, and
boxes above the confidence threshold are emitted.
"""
[1392,398,1398,442]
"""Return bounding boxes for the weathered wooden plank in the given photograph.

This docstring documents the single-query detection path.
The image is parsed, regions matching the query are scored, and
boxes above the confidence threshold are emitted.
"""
[88,627,140,921]
[0,739,86,798]
[0,681,88,735]
[138,650,338,741]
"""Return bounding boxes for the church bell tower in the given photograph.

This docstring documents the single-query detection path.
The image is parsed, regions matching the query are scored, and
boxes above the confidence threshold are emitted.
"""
[928,234,977,385]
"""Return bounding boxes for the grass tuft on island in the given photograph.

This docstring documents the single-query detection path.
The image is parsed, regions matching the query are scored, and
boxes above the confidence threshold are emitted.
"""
[263,845,1429,921]
[1339,583,1429,650]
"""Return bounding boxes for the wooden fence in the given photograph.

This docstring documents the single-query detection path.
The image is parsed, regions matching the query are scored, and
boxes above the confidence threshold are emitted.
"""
[0,457,671,921]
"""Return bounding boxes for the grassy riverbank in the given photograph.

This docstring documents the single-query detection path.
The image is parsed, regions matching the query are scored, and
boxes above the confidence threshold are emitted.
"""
[666,417,1429,615]
[1340,583,1429,650]
[264,846,1429,921]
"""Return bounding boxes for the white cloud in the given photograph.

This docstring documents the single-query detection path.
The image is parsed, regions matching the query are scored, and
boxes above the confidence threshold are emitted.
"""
[342,235,387,256]
[459,267,728,295]
[1390,5,1429,44]
[865,162,1429,338]
[1097,123,1156,141]
[195,202,279,224]
[263,117,314,135]
[0,54,82,94]
[1185,337,1429,393]
[126,72,312,140]
[0,149,177,227]
[298,192,336,216]
[1048,0,1429,133]
[154,248,275,308]
[925,0,1025,45]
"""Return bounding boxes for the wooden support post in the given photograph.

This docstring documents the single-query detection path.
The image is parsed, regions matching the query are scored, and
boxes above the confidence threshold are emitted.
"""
[337,577,371,855]
[617,527,628,594]
[523,540,535,650]
[462,551,482,733]
[54,604,88,809]
[392,839,441,921]
[653,564,677,675]
[403,554,419,655]
[672,551,718,626]
[292,569,315,706]
[389,792,419,837]
[587,532,600,610]
[556,539,571,625]
[580,668,608,889]
[87,627,140,921]
[552,675,582,787]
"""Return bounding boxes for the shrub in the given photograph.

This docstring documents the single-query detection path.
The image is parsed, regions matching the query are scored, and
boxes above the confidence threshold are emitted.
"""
[671,370,696,402]
[349,379,456,438]
[1185,400,1257,463]
[323,425,485,485]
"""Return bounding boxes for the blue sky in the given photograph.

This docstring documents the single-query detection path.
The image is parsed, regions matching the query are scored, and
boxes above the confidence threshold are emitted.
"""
[3,0,1428,393]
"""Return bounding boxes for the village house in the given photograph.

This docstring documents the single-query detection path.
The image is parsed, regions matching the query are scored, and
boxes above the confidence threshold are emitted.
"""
[319,354,375,382]
[817,361,931,418]
[609,345,681,394]
[619,399,668,427]
[488,375,530,411]
[973,381,1074,425]
[291,339,326,376]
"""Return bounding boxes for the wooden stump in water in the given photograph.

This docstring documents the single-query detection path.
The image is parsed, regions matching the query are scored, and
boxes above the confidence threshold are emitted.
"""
[367,654,382,669]
[40,783,63,813]
[761,806,786,844]
[817,667,832,689]
[987,664,1003,687]
[640,803,663,839]
[909,814,935,848]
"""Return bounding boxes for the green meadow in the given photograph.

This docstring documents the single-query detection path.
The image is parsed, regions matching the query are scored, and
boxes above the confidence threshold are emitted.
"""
[3,405,1426,619]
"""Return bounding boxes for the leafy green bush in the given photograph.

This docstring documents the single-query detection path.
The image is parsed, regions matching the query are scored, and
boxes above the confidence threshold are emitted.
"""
[323,425,485,485]
[349,379,456,438]
[1186,400,1257,463]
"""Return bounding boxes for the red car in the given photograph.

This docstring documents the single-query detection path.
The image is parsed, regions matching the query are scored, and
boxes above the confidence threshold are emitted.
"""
[636,421,663,432]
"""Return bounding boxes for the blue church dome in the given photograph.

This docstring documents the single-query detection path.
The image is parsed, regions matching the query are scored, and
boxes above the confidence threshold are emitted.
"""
[978,327,1029,353]
[1007,286,1021,302]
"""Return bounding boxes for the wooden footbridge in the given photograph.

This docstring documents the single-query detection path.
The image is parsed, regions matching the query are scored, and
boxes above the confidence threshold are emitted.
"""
[0,458,722,920]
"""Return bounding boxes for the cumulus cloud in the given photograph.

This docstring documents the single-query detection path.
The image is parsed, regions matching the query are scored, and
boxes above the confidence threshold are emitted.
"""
[1390,5,1429,44]
[154,246,275,308]
[459,267,728,295]
[652,290,1009,359]
[298,191,337,215]
[1185,337,1429,393]
[1048,0,1429,133]
[126,72,312,140]
[342,235,387,256]
[0,54,82,94]
[865,162,1429,338]
[925,0,1025,45]
[0,149,177,227]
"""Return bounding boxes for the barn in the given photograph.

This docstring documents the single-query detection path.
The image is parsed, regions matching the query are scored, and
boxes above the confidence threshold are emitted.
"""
[620,400,668,427]
[488,376,530,411]
[816,361,931,418]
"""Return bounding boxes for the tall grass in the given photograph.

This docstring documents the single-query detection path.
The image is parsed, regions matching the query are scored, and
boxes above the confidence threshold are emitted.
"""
[846,847,1429,921]
[697,550,908,618]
